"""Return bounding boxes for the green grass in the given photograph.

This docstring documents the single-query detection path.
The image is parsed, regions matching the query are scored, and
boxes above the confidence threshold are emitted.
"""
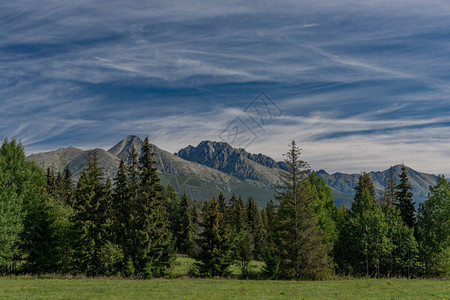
[0,277,448,299]
[171,255,264,278]
[0,257,448,299]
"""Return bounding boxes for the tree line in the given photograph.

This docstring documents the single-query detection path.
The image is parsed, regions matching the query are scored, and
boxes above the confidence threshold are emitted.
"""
[0,138,448,278]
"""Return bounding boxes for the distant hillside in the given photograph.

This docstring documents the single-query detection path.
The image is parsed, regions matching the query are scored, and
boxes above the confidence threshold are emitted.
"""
[27,136,441,207]
[317,165,438,207]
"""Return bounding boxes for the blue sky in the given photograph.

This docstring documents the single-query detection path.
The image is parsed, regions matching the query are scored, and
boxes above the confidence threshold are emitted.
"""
[1,0,450,175]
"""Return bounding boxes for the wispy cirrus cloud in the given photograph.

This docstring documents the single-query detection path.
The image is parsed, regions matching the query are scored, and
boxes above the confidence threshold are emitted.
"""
[1,0,450,176]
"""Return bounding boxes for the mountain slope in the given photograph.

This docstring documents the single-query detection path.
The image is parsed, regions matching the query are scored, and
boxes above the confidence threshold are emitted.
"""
[26,136,442,208]
[27,146,84,173]
[176,141,284,186]
[68,148,121,181]
[317,165,438,207]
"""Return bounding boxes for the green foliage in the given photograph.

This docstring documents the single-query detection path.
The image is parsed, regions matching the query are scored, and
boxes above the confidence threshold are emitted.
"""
[335,173,419,278]
[0,139,67,274]
[195,198,233,277]
[309,172,338,251]
[98,241,124,276]
[0,137,448,279]
[71,151,115,275]
[228,193,246,232]
[270,141,332,279]
[396,166,415,229]
[417,175,450,276]
[175,192,195,255]
[232,230,254,278]
[123,257,135,277]
[166,184,181,239]
[133,136,175,276]
[246,196,265,260]
[0,139,28,274]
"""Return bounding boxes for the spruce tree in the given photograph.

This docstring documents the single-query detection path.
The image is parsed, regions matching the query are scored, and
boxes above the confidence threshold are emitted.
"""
[195,198,233,277]
[246,195,265,260]
[229,193,246,232]
[396,166,416,229]
[113,160,128,255]
[61,165,75,206]
[272,141,331,279]
[265,199,277,234]
[176,191,194,254]
[166,184,180,241]
[71,151,118,275]
[134,136,175,277]
[379,166,397,212]
[218,192,228,224]
[122,149,141,275]
[262,199,279,278]
[46,168,57,195]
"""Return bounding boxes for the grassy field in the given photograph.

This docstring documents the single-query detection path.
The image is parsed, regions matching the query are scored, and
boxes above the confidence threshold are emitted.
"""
[0,277,448,299]
[0,256,448,299]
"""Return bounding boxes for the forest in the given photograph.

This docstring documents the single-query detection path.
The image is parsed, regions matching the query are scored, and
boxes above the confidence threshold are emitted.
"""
[0,137,448,279]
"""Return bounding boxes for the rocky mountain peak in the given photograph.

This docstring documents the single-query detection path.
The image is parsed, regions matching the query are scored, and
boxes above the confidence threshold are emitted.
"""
[108,135,144,162]
[176,140,286,184]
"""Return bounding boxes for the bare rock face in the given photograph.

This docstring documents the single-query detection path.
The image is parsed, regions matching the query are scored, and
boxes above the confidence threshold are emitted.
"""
[176,141,284,186]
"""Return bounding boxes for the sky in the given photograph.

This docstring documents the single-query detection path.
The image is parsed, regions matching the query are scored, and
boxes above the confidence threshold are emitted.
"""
[1,0,450,176]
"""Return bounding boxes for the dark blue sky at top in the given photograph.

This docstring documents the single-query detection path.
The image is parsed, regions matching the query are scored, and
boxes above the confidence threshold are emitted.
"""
[1,0,450,175]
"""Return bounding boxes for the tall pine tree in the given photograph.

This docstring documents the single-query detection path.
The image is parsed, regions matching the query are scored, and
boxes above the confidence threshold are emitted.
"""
[133,136,175,277]
[396,166,416,229]
[195,197,233,277]
[271,141,331,279]
[176,191,195,255]
[71,151,118,275]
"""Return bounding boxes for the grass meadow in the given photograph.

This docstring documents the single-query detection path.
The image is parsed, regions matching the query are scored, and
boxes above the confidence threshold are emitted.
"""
[0,256,448,299]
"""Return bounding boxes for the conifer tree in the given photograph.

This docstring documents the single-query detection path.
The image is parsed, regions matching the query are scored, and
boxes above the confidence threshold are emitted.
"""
[195,197,233,277]
[378,167,418,277]
[61,165,75,206]
[191,200,200,227]
[271,141,331,279]
[229,193,246,232]
[265,199,277,234]
[396,166,416,229]
[218,192,228,223]
[71,151,118,275]
[133,136,175,277]
[262,199,278,278]
[113,160,128,253]
[176,191,194,254]
[166,184,180,240]
[379,166,397,212]
[246,196,264,260]
[46,168,57,193]
[122,149,141,275]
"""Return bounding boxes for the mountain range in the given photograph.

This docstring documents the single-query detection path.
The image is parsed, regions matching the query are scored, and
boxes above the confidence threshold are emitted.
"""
[27,135,439,207]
